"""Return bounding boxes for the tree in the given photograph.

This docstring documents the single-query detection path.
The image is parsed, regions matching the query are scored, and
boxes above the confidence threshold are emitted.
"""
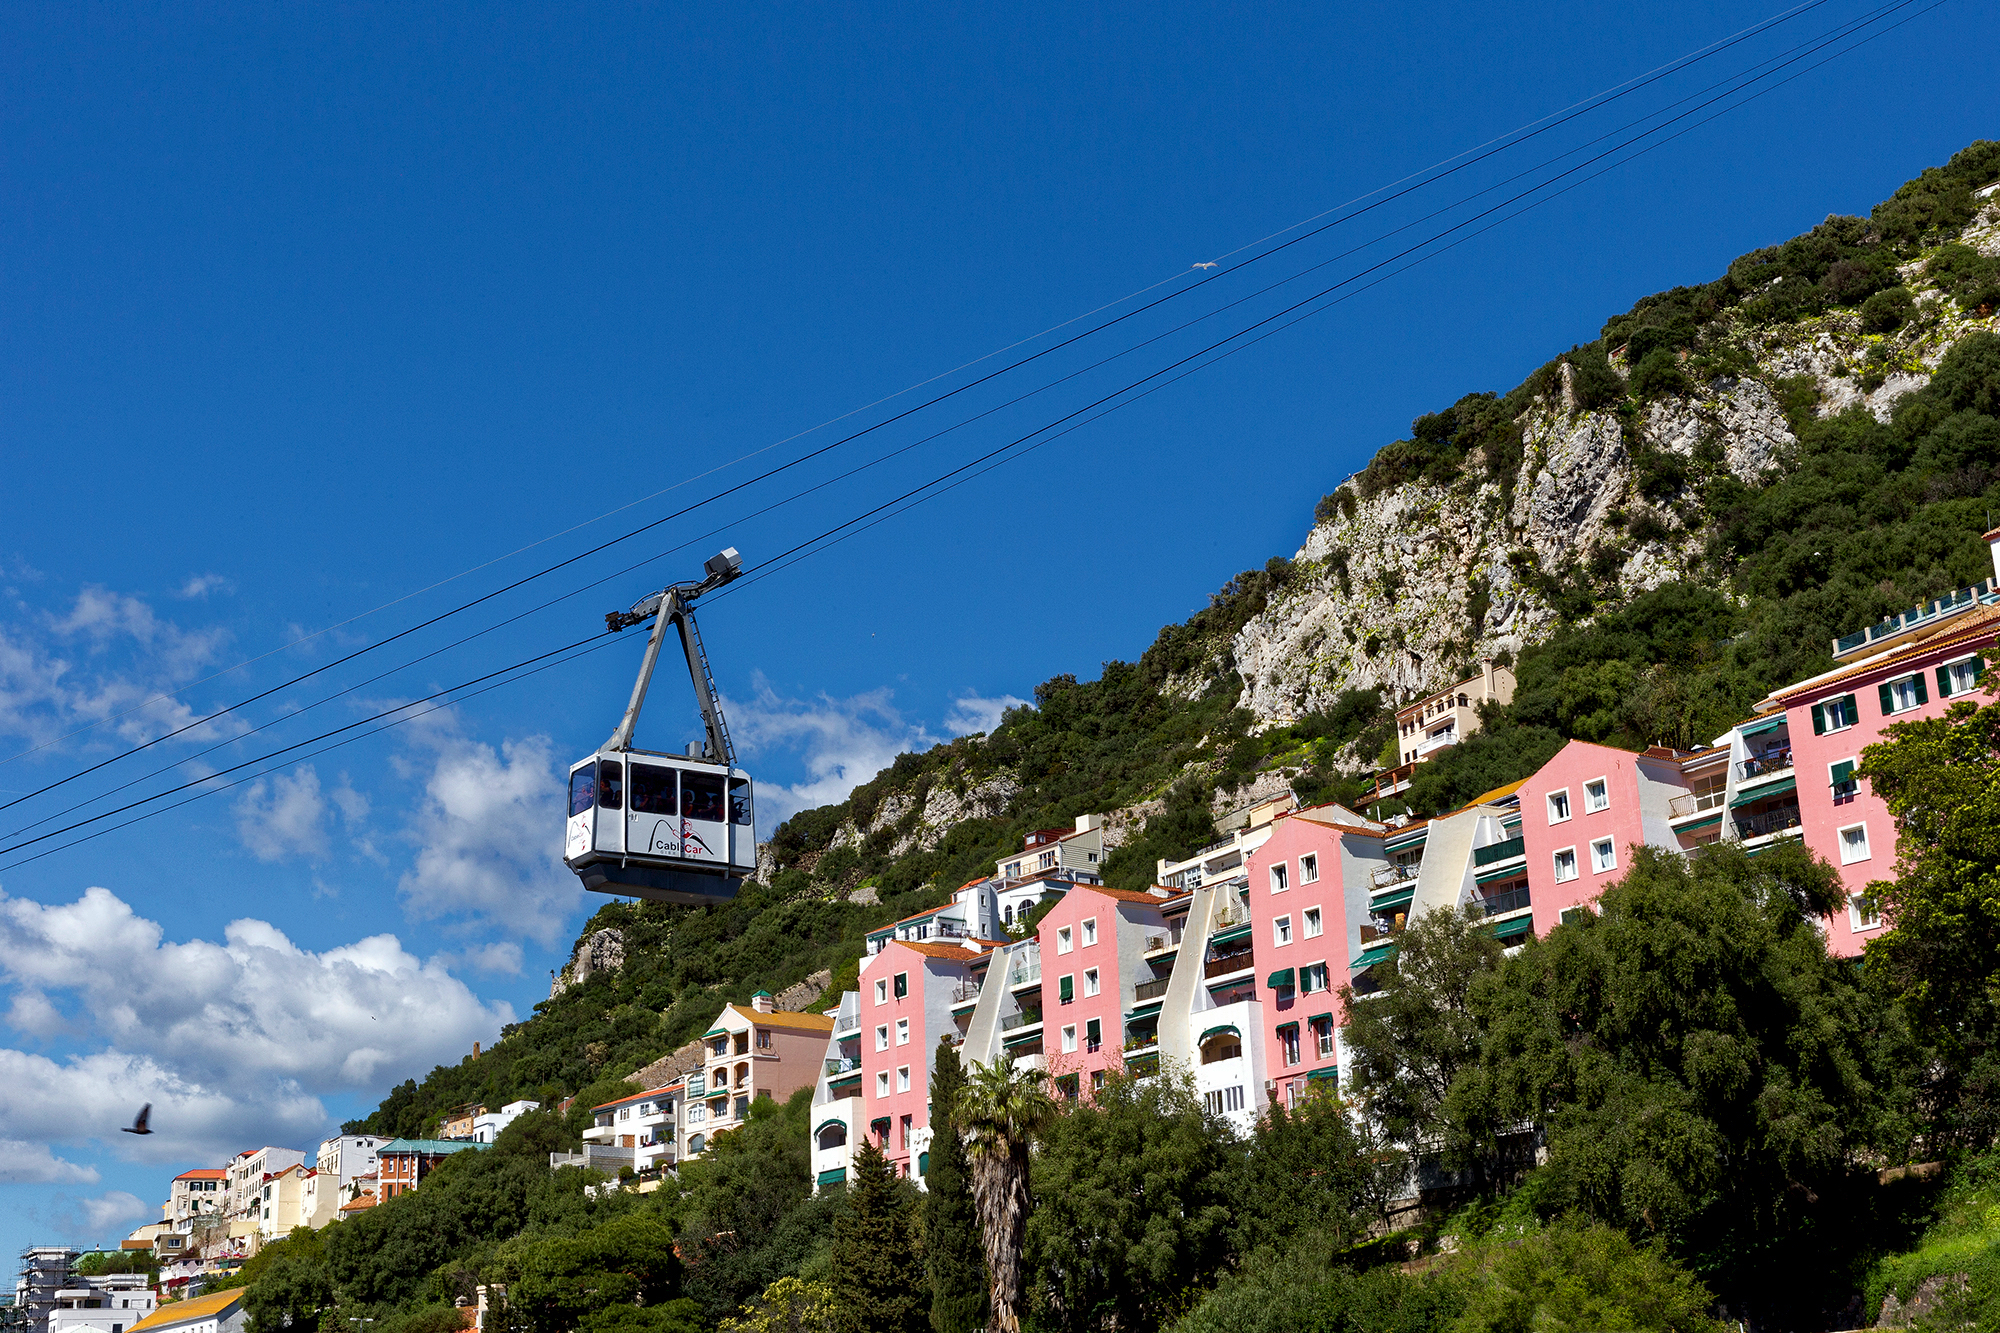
[1859,692,2000,1144]
[1236,1085,1401,1255]
[717,1277,838,1333]
[1171,1231,1461,1333]
[242,1255,334,1333]
[959,1058,1056,1333]
[1448,1223,1724,1333]
[509,1214,687,1333]
[1024,1071,1237,1332]
[1338,906,1503,1157]
[829,1139,924,1333]
[923,1039,987,1333]
[1449,843,1912,1325]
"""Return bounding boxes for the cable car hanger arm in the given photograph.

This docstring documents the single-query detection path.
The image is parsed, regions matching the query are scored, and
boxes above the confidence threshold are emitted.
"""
[601,548,741,763]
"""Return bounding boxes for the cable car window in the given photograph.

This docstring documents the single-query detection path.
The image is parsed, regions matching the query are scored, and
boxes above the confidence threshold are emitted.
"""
[630,764,677,815]
[682,771,725,821]
[569,767,597,817]
[730,778,753,826]
[597,760,624,810]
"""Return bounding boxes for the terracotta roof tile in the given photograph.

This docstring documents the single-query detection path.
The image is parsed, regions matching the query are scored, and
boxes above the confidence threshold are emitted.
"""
[725,1004,837,1032]
[1772,605,2000,703]
[887,940,988,962]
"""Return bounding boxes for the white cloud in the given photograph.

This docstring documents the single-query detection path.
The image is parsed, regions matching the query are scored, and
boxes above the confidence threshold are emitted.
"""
[0,887,514,1159]
[433,941,525,976]
[45,1189,150,1240]
[0,1139,99,1184]
[233,766,331,861]
[944,692,1029,737]
[398,732,579,944]
[729,681,940,828]
[173,575,234,600]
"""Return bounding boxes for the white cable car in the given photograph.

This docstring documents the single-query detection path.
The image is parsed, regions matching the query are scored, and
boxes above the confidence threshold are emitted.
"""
[565,549,756,905]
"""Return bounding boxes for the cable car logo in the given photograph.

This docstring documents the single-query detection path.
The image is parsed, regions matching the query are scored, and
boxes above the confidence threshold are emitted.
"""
[645,821,682,856]
[680,821,713,857]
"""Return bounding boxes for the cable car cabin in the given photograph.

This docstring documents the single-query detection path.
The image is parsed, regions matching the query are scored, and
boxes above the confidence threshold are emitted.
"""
[565,751,755,904]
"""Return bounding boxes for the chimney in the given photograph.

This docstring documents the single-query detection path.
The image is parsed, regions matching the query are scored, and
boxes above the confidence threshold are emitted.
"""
[1482,658,1495,702]
[751,991,774,1014]
[1074,813,1102,834]
[472,1042,480,1059]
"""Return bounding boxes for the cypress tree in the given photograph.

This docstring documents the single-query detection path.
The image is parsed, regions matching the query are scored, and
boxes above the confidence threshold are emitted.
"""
[831,1136,925,1333]
[925,1039,988,1333]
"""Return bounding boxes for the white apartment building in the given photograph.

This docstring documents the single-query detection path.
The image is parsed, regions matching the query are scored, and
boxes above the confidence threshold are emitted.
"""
[810,991,864,1193]
[1154,792,1305,893]
[224,1146,305,1221]
[582,1082,682,1174]
[468,1099,541,1143]
[313,1135,382,1196]
[168,1169,226,1234]
[47,1273,154,1333]
[256,1164,309,1240]
[994,815,1105,885]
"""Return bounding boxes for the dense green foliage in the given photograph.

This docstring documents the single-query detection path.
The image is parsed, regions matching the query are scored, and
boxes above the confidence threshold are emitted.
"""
[829,1140,924,1333]
[923,1041,987,1333]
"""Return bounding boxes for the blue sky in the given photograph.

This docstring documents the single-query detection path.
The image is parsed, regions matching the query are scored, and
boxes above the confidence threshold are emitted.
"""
[0,0,1991,1251]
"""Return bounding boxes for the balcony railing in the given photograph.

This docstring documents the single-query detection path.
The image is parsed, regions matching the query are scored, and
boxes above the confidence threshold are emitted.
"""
[1738,750,1794,782]
[825,1056,861,1076]
[1472,836,1525,867]
[1833,578,1995,657]
[1360,920,1399,944]
[1478,885,1532,916]
[950,982,982,1005]
[1132,976,1171,1002]
[1144,930,1182,953]
[1735,806,1804,839]
[1371,862,1420,889]
[999,1010,1043,1032]
[1204,950,1254,979]
[1668,789,1727,819]
[1009,960,1042,988]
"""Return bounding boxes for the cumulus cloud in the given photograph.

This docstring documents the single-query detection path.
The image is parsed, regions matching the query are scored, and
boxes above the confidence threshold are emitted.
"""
[0,887,514,1159]
[943,692,1029,737]
[45,1189,150,1240]
[173,575,234,600]
[729,681,941,828]
[0,1139,99,1184]
[0,585,233,751]
[232,764,371,863]
[397,732,578,944]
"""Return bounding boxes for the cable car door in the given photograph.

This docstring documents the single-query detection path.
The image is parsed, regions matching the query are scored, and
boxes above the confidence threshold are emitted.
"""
[678,769,728,868]
[628,761,681,858]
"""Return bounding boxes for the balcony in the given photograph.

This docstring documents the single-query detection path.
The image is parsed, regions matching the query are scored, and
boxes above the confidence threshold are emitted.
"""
[999,1010,1043,1032]
[825,1055,861,1077]
[1735,805,1804,840]
[1737,750,1794,783]
[1472,836,1525,868]
[1413,727,1458,759]
[1204,949,1254,979]
[1833,578,1996,658]
[950,982,982,1007]
[1360,919,1399,944]
[1371,862,1420,889]
[1668,789,1728,819]
[1132,976,1172,1003]
[1144,931,1182,955]
[1009,960,1042,989]
[833,1015,859,1035]
[1478,885,1531,916]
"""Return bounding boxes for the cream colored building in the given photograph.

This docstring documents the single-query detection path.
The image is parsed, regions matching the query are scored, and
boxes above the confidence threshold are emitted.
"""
[684,994,834,1160]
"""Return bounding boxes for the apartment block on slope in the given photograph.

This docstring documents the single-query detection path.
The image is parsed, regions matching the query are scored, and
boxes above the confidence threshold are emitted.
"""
[682,994,834,1161]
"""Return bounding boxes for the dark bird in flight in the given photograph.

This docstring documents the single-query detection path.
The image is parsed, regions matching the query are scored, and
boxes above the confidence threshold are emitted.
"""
[121,1104,152,1136]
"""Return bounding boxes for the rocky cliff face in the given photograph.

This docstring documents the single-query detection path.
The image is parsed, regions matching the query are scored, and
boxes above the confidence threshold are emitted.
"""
[1233,196,2000,725]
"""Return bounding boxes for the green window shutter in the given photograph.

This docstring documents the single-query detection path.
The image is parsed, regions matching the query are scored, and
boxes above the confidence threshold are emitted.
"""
[1914,673,1929,705]
[1840,694,1858,726]
[1879,683,1895,715]
[1976,655,1987,678]
[1811,703,1827,734]
[1938,665,1953,698]
[1058,975,1073,1001]
[1830,760,1854,787]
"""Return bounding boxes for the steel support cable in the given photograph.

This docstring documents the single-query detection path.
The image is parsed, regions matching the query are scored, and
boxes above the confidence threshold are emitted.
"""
[0,0,1850,781]
[733,0,1954,594]
[0,0,1943,872]
[0,632,612,861]
[0,636,629,876]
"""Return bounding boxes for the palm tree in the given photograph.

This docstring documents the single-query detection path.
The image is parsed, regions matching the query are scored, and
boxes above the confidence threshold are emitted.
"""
[958,1057,1056,1333]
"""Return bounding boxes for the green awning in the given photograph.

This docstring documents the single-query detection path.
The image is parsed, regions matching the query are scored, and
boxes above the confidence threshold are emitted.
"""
[1739,714,1788,737]
[1198,1024,1241,1044]
[1729,774,1796,807]
[814,1120,847,1139]
[1491,914,1534,940]
[1308,1012,1332,1025]
[1352,942,1398,969]
[817,1167,847,1186]
[1307,1066,1340,1082]
[1371,886,1415,912]
[1266,968,1295,989]
[702,1027,728,1038]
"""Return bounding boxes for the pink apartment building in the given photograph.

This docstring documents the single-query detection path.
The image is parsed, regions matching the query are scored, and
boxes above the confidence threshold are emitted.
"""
[1516,740,1695,936]
[1034,885,1170,1101]
[1766,599,1996,956]
[858,938,988,1177]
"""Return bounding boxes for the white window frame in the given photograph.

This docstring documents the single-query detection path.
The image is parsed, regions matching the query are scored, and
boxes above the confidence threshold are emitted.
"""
[1082,917,1097,947]
[897,1066,911,1093]
[1301,962,1327,993]
[1591,838,1616,873]
[1850,890,1883,932]
[1300,853,1319,884]
[1839,822,1871,866]
[1888,674,1923,713]
[1547,789,1572,824]
[1553,847,1578,883]
[875,1024,889,1051]
[1061,1024,1077,1053]
[1270,862,1289,892]
[1818,694,1858,733]
[895,1018,910,1046]
[1943,655,1981,697]
[1273,914,1293,945]
[1583,778,1609,813]
[876,1072,890,1099]
[874,979,887,1005]
[1083,967,1099,997]
[1302,906,1323,939]
[1057,926,1073,954]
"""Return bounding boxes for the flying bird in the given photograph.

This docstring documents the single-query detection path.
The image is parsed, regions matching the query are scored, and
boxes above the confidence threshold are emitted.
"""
[1192,262,1217,269]
[122,1104,153,1136]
